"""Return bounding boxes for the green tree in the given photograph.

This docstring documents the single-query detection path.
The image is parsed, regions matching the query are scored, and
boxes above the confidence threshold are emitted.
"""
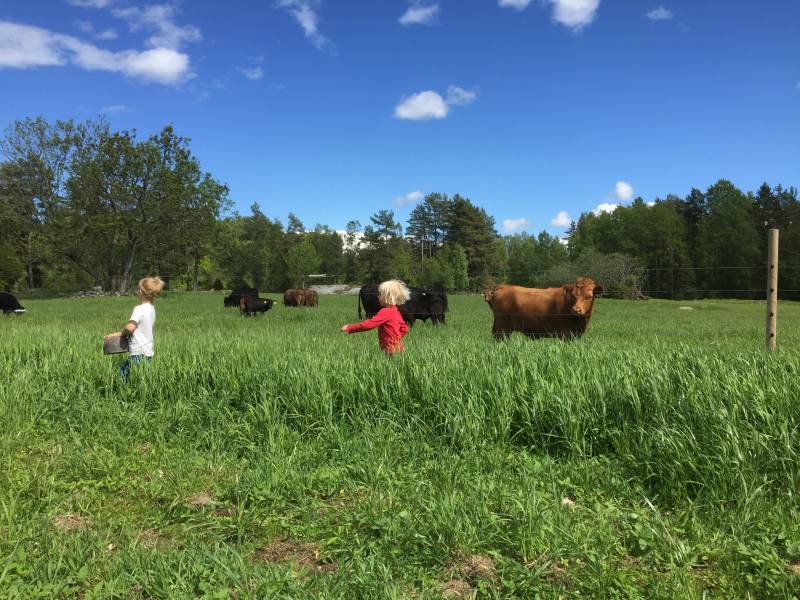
[286,212,305,234]
[406,193,450,261]
[696,180,761,297]
[286,239,321,288]
[445,194,502,286]
[45,122,228,292]
[358,210,409,282]
[307,226,344,281]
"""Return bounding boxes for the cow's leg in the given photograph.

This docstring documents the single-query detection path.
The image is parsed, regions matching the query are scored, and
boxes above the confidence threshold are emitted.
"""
[492,320,510,341]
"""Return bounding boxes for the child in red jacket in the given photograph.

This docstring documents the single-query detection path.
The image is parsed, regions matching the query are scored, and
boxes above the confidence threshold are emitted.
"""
[341,279,410,354]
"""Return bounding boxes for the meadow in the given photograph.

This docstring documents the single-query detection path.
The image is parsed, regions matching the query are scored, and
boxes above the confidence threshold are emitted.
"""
[1,292,800,599]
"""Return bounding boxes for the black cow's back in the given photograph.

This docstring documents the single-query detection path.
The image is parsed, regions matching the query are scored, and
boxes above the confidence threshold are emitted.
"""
[224,287,259,308]
[0,292,25,314]
[356,285,448,326]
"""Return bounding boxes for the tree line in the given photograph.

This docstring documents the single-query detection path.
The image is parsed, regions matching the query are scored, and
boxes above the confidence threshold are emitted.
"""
[1,117,798,299]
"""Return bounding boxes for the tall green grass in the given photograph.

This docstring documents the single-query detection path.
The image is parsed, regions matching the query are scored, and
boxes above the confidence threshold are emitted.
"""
[1,293,799,598]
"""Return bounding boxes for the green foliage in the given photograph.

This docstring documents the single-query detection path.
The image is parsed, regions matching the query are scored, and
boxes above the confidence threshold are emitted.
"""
[2,116,798,299]
[696,180,761,297]
[417,243,470,290]
[538,248,644,296]
[286,239,321,288]
[0,239,22,289]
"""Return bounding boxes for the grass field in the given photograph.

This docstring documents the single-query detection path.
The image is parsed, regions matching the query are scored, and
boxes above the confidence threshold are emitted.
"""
[1,292,800,599]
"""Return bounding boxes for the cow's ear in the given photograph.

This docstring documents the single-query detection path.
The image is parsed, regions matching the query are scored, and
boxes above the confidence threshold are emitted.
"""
[563,285,576,304]
[593,285,604,296]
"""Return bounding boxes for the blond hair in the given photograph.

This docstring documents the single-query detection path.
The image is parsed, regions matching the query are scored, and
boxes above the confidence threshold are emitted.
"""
[378,279,410,307]
[138,277,164,302]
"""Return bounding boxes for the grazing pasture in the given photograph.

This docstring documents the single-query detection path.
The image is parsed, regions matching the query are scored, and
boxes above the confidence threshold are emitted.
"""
[1,293,800,598]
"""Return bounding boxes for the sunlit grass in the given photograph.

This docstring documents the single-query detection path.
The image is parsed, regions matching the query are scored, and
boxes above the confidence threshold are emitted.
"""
[1,293,799,598]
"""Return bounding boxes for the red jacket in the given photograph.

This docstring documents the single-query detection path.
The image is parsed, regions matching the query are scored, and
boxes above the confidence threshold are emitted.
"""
[345,305,409,354]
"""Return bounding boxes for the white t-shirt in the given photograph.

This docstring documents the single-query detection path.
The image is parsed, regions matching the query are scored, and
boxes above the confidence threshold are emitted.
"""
[129,303,156,357]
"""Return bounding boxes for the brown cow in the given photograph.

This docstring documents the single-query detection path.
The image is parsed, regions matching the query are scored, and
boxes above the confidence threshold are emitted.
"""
[303,289,318,307]
[283,288,305,307]
[484,277,603,340]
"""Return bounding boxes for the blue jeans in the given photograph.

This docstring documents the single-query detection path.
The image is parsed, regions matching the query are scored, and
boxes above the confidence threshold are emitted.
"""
[119,355,151,382]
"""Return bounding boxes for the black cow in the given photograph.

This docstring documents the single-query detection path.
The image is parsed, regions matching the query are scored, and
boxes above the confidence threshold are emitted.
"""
[224,287,258,308]
[240,295,274,316]
[357,284,448,326]
[0,292,25,314]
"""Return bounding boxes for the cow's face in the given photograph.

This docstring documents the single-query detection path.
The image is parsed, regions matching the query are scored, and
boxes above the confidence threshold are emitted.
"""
[566,277,603,316]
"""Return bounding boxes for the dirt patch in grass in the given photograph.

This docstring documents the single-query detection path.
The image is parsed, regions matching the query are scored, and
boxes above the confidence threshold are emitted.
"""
[787,563,800,577]
[449,554,497,585]
[185,490,216,509]
[136,528,174,550]
[252,539,337,573]
[440,579,473,598]
[136,443,151,454]
[560,497,577,510]
[53,514,91,532]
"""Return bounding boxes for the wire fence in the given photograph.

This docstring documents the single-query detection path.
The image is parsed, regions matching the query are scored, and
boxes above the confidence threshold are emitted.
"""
[135,264,800,303]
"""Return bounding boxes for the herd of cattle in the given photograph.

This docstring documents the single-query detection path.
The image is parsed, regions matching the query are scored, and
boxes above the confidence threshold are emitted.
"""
[223,284,451,327]
[222,277,603,338]
[2,277,604,340]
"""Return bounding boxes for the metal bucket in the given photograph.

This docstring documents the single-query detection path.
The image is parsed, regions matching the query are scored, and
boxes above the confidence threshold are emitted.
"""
[103,333,130,354]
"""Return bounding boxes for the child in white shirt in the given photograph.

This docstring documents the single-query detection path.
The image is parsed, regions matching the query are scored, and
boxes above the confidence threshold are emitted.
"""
[120,277,164,382]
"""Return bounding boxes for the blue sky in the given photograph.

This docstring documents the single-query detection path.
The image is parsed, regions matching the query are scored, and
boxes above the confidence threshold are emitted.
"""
[1,0,798,236]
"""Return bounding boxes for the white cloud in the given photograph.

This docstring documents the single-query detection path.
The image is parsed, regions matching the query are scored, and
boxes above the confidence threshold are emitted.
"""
[238,66,263,80]
[593,202,619,215]
[95,28,118,40]
[394,85,478,120]
[499,0,600,31]
[68,0,115,8]
[112,4,201,50]
[394,90,449,120]
[0,21,192,85]
[550,210,571,227]
[75,20,118,40]
[550,0,600,31]
[100,104,129,113]
[646,201,656,207]
[502,218,531,233]
[614,180,634,201]
[394,190,424,208]
[0,22,65,68]
[275,0,331,51]
[399,4,440,26]
[646,6,674,21]
[76,20,93,33]
[446,85,477,106]
[498,0,532,10]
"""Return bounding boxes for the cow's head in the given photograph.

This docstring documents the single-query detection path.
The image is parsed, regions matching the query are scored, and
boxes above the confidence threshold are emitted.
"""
[565,277,603,316]
[482,288,495,305]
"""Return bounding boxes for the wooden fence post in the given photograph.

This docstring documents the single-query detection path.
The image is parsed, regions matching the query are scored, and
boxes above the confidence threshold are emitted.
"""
[766,229,779,352]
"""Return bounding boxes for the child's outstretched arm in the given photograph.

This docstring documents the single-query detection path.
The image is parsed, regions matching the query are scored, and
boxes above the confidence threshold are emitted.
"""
[340,311,390,334]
